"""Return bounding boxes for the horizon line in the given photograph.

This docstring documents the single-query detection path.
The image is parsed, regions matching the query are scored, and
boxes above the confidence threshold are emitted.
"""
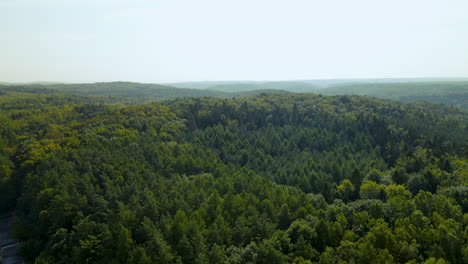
[2,76,468,85]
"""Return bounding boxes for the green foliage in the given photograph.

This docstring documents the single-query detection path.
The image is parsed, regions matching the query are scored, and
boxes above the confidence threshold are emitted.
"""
[0,92,466,263]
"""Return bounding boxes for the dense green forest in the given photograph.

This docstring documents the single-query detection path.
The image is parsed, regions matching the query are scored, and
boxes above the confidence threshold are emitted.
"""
[0,89,467,263]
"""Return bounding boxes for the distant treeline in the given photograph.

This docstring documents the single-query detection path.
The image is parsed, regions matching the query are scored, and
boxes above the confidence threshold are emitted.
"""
[317,82,468,109]
[1,80,467,108]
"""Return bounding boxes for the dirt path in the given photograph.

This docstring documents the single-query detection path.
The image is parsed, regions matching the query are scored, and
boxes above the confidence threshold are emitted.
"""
[0,215,22,264]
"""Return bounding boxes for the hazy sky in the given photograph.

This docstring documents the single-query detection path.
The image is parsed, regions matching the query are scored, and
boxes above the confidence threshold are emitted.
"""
[1,0,467,83]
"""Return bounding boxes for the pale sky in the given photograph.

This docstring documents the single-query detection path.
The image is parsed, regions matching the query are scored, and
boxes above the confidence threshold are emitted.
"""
[1,0,467,83]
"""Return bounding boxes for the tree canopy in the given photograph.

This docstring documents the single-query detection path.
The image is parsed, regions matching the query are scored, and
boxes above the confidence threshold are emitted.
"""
[0,90,467,263]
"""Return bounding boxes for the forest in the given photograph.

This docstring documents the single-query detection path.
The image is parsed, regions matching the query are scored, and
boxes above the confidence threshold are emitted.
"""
[316,82,468,110]
[1,80,467,109]
[0,86,467,263]
[168,79,468,109]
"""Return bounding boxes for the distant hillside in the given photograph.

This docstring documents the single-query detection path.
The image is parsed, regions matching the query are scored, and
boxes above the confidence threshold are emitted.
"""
[317,81,468,109]
[47,82,229,98]
[0,82,228,100]
[207,82,319,93]
[168,78,468,90]
[169,79,468,108]
[229,89,291,97]
[0,82,290,105]
[3,80,467,108]
[169,81,319,92]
